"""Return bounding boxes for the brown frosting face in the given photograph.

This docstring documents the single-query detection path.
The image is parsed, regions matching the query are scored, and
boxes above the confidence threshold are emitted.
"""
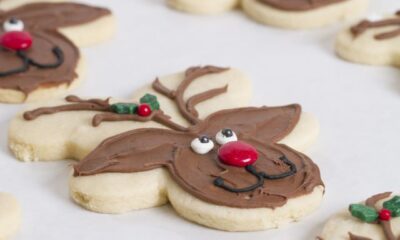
[24,66,324,209]
[0,3,111,95]
[257,0,346,11]
[351,11,400,40]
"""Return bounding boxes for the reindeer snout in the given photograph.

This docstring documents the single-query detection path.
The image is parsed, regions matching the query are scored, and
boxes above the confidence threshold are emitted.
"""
[0,31,32,51]
[218,141,258,167]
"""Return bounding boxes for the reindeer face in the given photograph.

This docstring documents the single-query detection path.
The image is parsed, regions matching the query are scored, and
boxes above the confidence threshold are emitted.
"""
[0,2,111,100]
[19,66,323,228]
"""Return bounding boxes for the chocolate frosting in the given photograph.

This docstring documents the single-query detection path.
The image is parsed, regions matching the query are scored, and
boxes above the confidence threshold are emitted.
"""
[257,0,346,11]
[351,12,400,40]
[24,66,324,209]
[349,192,398,240]
[0,3,111,95]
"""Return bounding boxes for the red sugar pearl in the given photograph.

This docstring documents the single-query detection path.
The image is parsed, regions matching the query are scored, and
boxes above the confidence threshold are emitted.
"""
[379,209,392,221]
[137,103,152,117]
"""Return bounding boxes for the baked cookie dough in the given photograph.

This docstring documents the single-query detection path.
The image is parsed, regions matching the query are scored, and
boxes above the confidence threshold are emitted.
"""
[166,0,239,14]
[319,192,400,240]
[167,0,368,29]
[0,193,21,240]
[0,2,115,103]
[10,65,323,231]
[242,0,368,29]
[336,11,400,66]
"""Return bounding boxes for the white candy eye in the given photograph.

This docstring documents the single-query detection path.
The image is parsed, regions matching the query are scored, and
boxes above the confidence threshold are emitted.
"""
[191,136,214,155]
[216,128,237,145]
[3,18,24,32]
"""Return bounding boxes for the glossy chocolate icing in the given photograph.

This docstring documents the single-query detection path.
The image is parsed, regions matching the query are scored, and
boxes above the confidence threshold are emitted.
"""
[0,3,111,95]
[257,0,346,11]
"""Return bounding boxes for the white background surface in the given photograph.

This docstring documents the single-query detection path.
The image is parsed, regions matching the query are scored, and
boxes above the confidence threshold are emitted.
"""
[1,0,400,239]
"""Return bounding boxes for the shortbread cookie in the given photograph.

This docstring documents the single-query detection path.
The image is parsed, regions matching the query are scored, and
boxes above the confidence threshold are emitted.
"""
[10,66,323,231]
[336,11,400,66]
[0,193,21,240]
[167,0,367,29]
[319,192,400,240]
[242,0,368,29]
[0,2,115,103]
[166,0,239,14]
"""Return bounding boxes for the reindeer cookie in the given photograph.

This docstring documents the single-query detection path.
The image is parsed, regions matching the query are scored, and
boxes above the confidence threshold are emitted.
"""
[336,11,400,66]
[0,193,21,239]
[9,66,323,231]
[0,2,114,103]
[319,192,400,240]
[167,0,367,29]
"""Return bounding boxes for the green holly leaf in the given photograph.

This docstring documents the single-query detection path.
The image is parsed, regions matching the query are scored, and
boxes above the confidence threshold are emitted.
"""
[383,196,400,217]
[140,93,160,111]
[349,204,378,223]
[111,103,138,114]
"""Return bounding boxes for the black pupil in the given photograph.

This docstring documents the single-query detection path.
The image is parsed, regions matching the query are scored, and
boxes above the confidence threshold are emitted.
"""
[199,136,210,143]
[222,129,233,137]
[9,17,19,24]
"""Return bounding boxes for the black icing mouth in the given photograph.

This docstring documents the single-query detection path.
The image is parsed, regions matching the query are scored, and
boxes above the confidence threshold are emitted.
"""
[213,155,297,193]
[0,46,64,77]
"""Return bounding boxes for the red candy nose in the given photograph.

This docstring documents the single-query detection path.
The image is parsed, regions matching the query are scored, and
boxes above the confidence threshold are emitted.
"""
[218,141,258,167]
[0,31,32,51]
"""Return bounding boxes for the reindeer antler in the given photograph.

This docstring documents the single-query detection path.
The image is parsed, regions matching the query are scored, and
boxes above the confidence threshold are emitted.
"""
[351,14,400,40]
[152,66,229,125]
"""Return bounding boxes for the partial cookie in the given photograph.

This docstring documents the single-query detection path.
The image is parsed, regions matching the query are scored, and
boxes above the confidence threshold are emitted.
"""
[336,11,400,66]
[0,193,21,240]
[0,2,115,103]
[319,192,400,240]
[167,0,239,14]
[167,0,367,29]
[242,0,368,29]
[9,65,323,231]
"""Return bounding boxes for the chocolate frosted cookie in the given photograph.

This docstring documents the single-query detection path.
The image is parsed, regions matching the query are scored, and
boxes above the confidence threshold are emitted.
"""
[9,66,323,231]
[0,2,115,103]
[336,11,400,66]
[242,0,367,29]
[167,0,367,29]
[319,192,400,240]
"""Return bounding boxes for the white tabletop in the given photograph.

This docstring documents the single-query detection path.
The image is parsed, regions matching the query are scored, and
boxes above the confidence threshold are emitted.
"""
[0,0,399,239]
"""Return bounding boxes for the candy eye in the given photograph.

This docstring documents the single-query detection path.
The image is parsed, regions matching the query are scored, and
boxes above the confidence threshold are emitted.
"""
[216,128,237,145]
[3,18,24,32]
[191,136,214,154]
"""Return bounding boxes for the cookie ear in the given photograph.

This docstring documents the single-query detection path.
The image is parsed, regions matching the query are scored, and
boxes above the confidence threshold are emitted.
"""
[2,2,111,30]
[201,104,301,143]
[74,129,193,176]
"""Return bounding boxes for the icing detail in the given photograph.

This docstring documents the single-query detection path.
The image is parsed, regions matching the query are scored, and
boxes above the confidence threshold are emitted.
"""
[3,18,24,32]
[191,136,214,155]
[257,0,347,11]
[351,11,400,40]
[0,3,111,94]
[24,66,323,209]
[349,192,400,240]
[215,128,237,145]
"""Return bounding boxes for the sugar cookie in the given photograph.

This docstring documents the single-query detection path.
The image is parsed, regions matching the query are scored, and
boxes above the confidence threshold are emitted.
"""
[9,66,323,231]
[167,0,368,29]
[0,2,114,103]
[0,193,21,240]
[336,11,400,66]
[319,192,400,240]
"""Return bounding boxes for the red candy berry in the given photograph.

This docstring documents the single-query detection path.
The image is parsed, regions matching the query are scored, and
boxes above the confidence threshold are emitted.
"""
[0,31,32,51]
[218,141,258,167]
[379,209,392,221]
[137,103,152,117]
